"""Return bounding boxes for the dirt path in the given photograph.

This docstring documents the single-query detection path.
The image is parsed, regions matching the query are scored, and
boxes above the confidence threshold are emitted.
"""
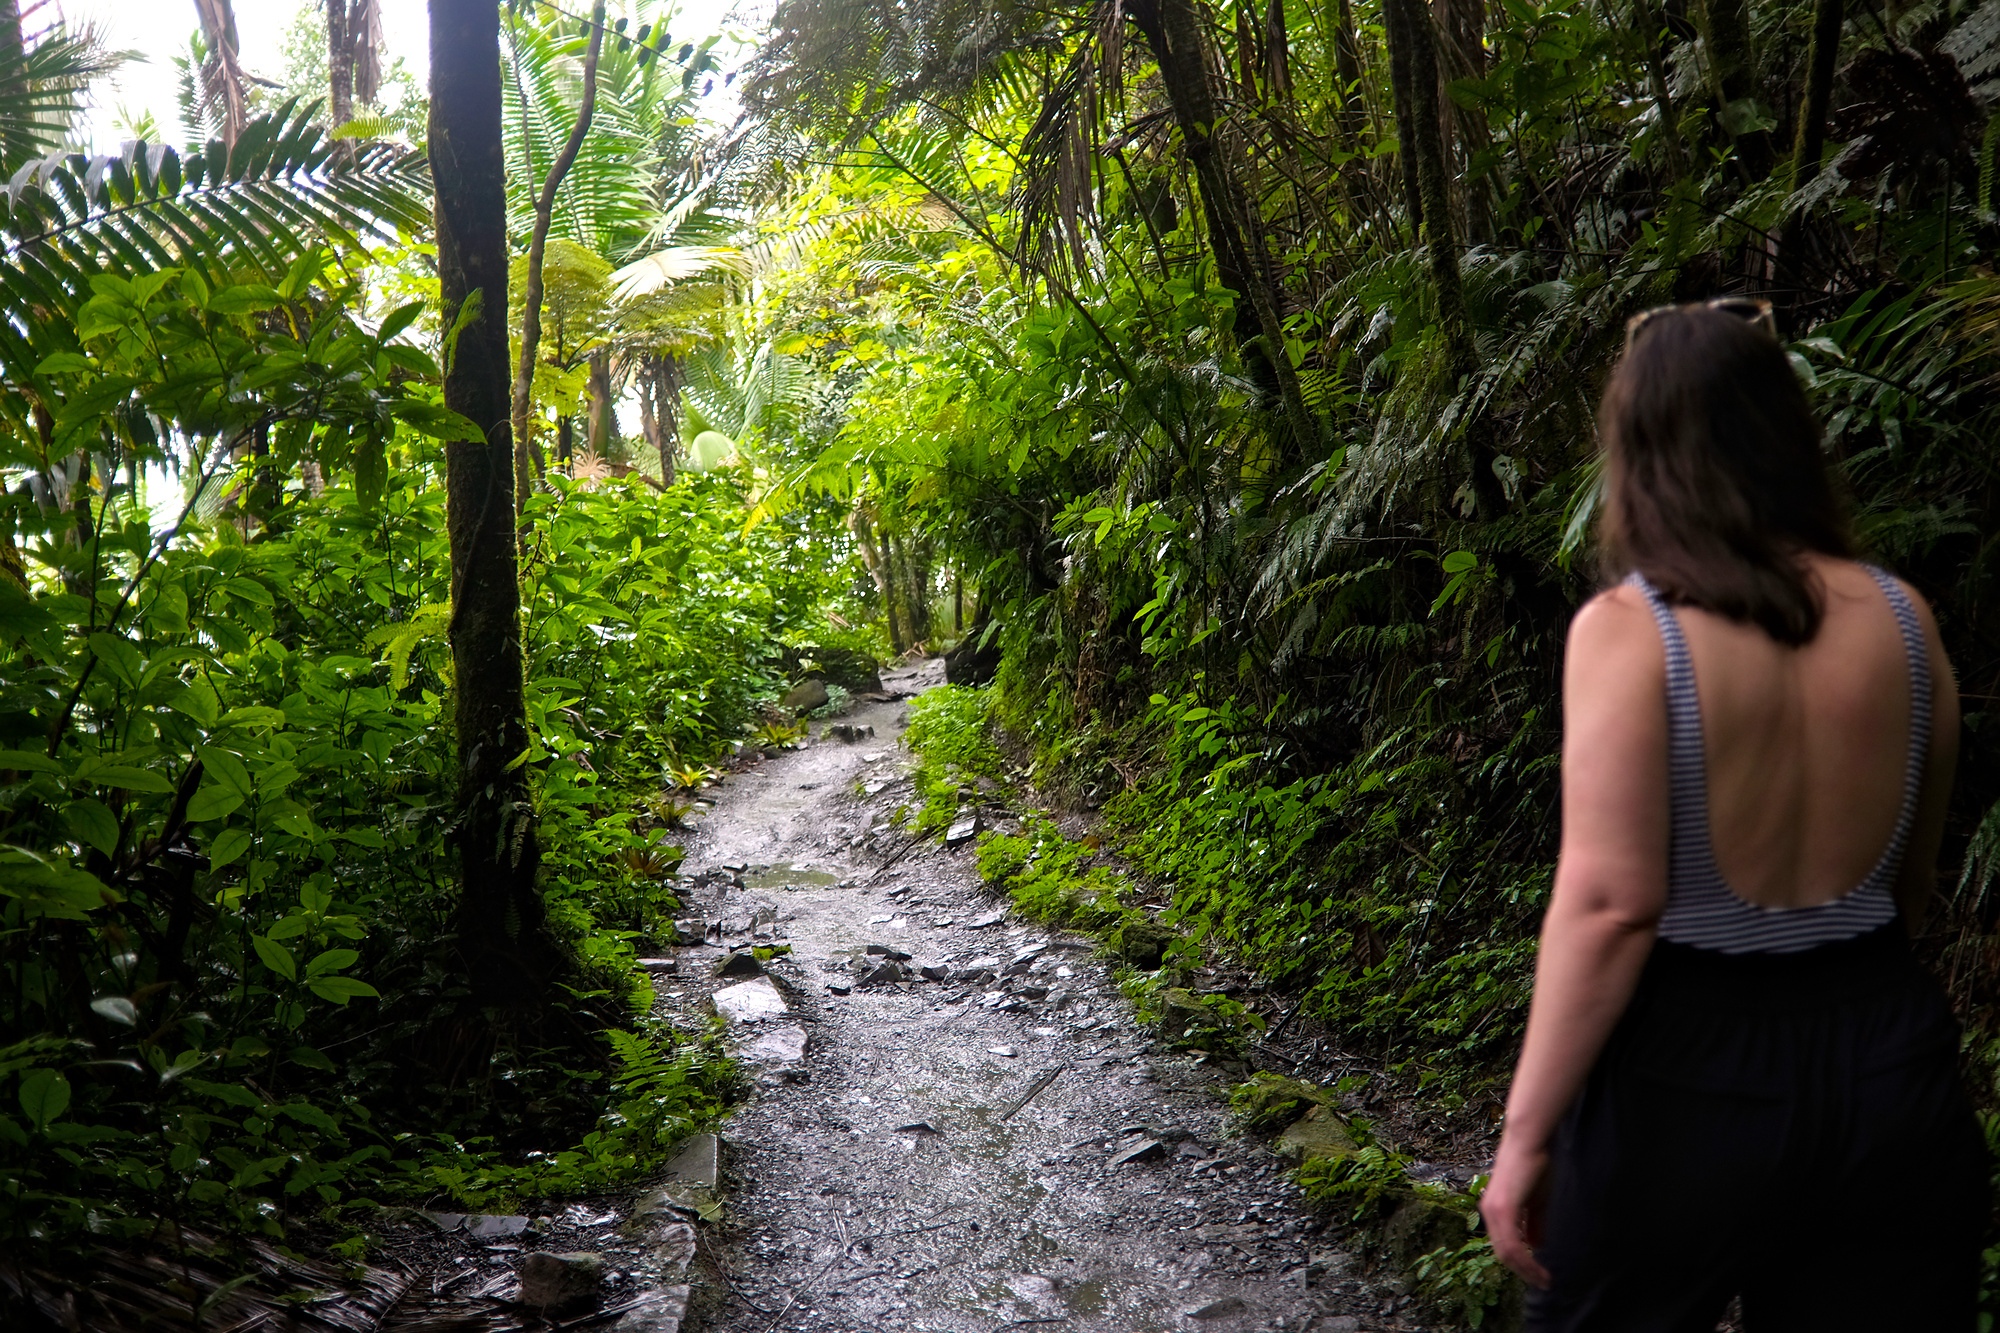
[662,662,1435,1333]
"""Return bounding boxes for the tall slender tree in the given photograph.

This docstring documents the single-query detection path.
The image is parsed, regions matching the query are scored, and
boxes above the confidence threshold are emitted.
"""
[512,0,607,508]
[429,0,557,1006]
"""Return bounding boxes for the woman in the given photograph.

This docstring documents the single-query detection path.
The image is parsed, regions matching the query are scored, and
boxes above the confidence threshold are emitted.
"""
[1477,302,1985,1330]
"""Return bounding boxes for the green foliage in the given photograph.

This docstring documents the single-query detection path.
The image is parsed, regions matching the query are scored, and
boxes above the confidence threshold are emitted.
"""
[1296,1142,1414,1222]
[902,684,1008,836]
[1227,1071,1333,1135]
[0,306,822,1244]
[973,817,1128,929]
[1410,1239,1517,1329]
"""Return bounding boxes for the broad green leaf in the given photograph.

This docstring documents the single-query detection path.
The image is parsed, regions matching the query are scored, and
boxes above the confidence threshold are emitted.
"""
[305,976,379,1004]
[222,577,274,607]
[18,1068,69,1129]
[204,284,282,316]
[185,785,244,822]
[0,749,66,775]
[288,1045,335,1072]
[250,934,297,981]
[305,947,359,977]
[169,676,221,728]
[196,746,255,798]
[87,632,144,688]
[185,1078,265,1109]
[278,1101,338,1134]
[266,915,309,940]
[218,706,286,730]
[76,764,175,794]
[208,827,252,870]
[62,799,120,856]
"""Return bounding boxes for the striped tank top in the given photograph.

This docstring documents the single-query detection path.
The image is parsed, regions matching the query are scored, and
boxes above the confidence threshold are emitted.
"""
[1629,567,1931,955]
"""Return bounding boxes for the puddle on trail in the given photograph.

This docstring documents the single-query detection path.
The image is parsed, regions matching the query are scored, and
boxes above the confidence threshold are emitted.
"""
[743,862,842,890]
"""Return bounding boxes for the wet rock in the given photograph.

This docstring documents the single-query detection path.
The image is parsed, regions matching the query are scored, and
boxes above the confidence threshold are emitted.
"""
[894,1121,941,1136]
[860,959,907,986]
[1006,1273,1061,1305]
[516,1251,604,1316]
[465,1214,530,1239]
[1275,1106,1359,1164]
[1383,1192,1472,1266]
[1314,1318,1362,1333]
[664,1133,720,1190]
[712,977,787,1022]
[967,911,1007,928]
[825,723,876,743]
[712,950,764,979]
[918,962,950,981]
[944,813,981,846]
[1155,987,1208,1041]
[781,679,830,712]
[827,981,852,996]
[1305,1250,1354,1283]
[944,630,1000,686]
[735,1025,808,1065]
[1113,918,1177,970]
[1182,1295,1247,1319]
[1112,1138,1168,1166]
[636,956,679,974]
[866,942,913,961]
[987,1045,1019,1057]
[610,1285,692,1332]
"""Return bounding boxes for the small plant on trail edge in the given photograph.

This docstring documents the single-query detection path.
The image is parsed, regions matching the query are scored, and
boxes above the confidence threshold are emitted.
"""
[1411,1238,1517,1329]
[754,717,808,747]
[663,759,718,791]
[902,685,1006,835]
[807,683,854,718]
[1296,1141,1413,1221]
[974,817,1129,929]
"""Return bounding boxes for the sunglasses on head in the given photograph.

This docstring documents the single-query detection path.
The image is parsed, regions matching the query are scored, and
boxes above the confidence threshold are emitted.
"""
[1624,297,1776,349]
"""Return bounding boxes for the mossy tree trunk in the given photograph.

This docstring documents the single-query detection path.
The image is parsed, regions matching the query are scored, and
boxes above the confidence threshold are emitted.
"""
[429,0,558,1007]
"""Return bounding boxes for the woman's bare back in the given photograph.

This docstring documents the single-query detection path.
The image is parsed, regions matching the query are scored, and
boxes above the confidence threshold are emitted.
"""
[1668,554,1956,912]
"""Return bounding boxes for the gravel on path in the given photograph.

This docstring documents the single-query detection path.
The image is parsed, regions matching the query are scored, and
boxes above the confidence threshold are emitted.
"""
[662,660,1432,1333]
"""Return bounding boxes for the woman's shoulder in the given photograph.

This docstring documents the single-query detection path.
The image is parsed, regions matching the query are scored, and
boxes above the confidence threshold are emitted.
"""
[1571,581,1657,637]
[1807,555,1941,637]
[1565,583,1666,676]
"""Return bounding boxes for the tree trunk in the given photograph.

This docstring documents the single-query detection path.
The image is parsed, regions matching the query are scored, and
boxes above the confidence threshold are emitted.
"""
[1386,0,1503,516]
[1695,0,1774,180]
[855,515,903,652]
[429,0,556,1007]
[193,0,248,147]
[1331,0,1365,152]
[585,349,618,458]
[1791,0,1841,191]
[636,353,680,486]
[1383,0,1426,230]
[1432,0,1494,244]
[512,1,606,519]
[1634,0,1690,182]
[1127,0,1319,452]
[328,0,354,130]
[556,415,574,468]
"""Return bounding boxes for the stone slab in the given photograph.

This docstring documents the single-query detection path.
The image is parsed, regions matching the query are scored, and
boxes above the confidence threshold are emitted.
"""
[711,976,787,1023]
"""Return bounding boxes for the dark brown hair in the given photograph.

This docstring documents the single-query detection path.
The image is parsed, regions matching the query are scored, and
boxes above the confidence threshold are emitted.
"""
[1598,305,1853,645]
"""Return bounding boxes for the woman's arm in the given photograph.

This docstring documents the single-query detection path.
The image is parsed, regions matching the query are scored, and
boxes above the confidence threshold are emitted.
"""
[1479,588,1672,1287]
[1892,581,1959,932]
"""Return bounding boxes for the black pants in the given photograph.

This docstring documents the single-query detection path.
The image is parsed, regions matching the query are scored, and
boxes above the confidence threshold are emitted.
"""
[1528,925,1987,1332]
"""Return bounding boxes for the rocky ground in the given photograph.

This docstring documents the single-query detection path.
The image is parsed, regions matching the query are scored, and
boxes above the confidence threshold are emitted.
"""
[650,660,1441,1333]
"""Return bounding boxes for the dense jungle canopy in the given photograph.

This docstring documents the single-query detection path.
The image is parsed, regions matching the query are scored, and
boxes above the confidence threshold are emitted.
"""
[0,0,1997,1322]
